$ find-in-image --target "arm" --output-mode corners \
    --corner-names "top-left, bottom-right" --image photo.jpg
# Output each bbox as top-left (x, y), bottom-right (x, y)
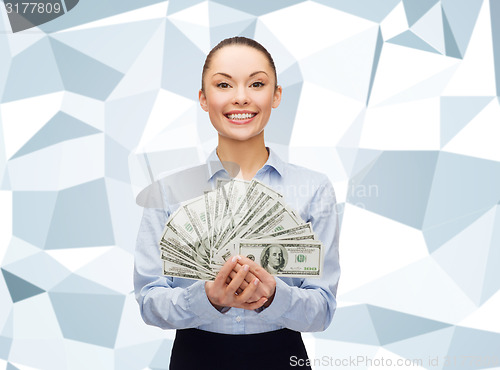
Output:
top-left (254, 179), bottom-right (341, 332)
top-left (134, 206), bottom-right (225, 329)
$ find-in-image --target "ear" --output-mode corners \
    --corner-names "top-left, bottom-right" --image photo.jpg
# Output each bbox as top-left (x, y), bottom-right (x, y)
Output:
top-left (272, 85), bottom-right (282, 109)
top-left (199, 89), bottom-right (209, 112)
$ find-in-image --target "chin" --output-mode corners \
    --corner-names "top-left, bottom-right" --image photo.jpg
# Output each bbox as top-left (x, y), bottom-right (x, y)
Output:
top-left (220, 130), bottom-right (264, 142)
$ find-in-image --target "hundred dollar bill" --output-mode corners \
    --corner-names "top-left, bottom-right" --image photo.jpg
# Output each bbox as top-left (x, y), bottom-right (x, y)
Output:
top-left (213, 180), bottom-right (240, 247)
top-left (160, 242), bottom-right (214, 275)
top-left (183, 195), bottom-right (211, 256)
top-left (163, 259), bottom-right (215, 280)
top-left (203, 190), bottom-right (215, 250)
top-left (161, 207), bottom-right (212, 268)
top-left (211, 193), bottom-right (281, 265)
top-left (210, 185), bottom-right (226, 253)
top-left (211, 183), bottom-right (271, 252)
top-left (230, 179), bottom-right (281, 222)
top-left (215, 193), bottom-right (275, 252)
top-left (242, 202), bottom-right (301, 238)
top-left (226, 178), bottom-right (250, 211)
top-left (256, 222), bottom-right (314, 239)
top-left (275, 233), bottom-right (316, 241)
top-left (217, 179), bottom-right (250, 237)
top-left (161, 224), bottom-right (210, 270)
top-left (237, 240), bottom-right (323, 277)
top-left (213, 232), bottom-right (316, 265)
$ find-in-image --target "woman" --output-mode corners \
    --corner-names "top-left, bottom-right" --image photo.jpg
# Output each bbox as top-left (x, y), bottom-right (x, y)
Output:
top-left (134, 36), bottom-right (341, 370)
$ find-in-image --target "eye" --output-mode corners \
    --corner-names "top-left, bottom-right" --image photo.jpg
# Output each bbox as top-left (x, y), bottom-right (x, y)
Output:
top-left (217, 82), bottom-right (230, 89)
top-left (251, 81), bottom-right (264, 88)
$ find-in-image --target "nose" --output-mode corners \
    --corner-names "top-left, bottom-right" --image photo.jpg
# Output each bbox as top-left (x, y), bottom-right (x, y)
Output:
top-left (232, 86), bottom-right (249, 106)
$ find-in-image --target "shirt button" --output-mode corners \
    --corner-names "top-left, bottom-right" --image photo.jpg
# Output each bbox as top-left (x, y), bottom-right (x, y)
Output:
top-left (236, 316), bottom-right (241, 323)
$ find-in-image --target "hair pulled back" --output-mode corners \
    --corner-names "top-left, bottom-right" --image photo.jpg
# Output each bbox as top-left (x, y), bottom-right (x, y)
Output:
top-left (201, 36), bottom-right (278, 92)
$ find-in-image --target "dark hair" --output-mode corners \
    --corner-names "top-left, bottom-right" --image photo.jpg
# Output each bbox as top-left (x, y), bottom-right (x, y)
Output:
top-left (201, 36), bottom-right (278, 92)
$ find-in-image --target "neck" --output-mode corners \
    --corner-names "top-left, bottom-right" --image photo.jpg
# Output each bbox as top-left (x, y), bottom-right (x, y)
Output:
top-left (216, 134), bottom-right (268, 180)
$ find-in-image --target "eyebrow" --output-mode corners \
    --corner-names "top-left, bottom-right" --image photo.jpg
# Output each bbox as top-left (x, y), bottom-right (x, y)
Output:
top-left (212, 71), bottom-right (269, 79)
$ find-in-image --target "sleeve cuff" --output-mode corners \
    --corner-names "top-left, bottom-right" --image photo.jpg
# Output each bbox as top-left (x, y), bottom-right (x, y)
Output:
top-left (257, 278), bottom-right (291, 321)
top-left (186, 281), bottom-right (227, 321)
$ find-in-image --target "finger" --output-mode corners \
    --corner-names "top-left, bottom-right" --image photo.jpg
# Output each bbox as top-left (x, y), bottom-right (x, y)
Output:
top-left (225, 282), bottom-right (248, 296)
top-left (239, 256), bottom-right (272, 280)
top-left (227, 269), bottom-right (254, 294)
top-left (236, 277), bottom-right (259, 303)
top-left (233, 263), bottom-right (257, 284)
top-left (238, 255), bottom-right (260, 269)
top-left (214, 256), bottom-right (239, 287)
top-left (240, 296), bottom-right (268, 311)
top-left (229, 270), bottom-right (249, 290)
top-left (226, 264), bottom-right (249, 294)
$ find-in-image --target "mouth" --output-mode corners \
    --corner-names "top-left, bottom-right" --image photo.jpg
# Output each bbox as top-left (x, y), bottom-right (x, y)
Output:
top-left (224, 112), bottom-right (257, 121)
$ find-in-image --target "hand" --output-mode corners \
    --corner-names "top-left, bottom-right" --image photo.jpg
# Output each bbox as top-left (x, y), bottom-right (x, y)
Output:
top-left (228, 256), bottom-right (277, 307)
top-left (227, 265), bottom-right (262, 303)
top-left (205, 256), bottom-right (268, 311)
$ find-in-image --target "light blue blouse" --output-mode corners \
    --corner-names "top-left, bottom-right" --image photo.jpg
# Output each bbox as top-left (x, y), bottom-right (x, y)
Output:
top-left (134, 147), bottom-right (341, 334)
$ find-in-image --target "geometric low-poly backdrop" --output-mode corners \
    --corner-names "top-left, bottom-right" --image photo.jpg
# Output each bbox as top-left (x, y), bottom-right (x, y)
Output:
top-left (1, 0), bottom-right (500, 369)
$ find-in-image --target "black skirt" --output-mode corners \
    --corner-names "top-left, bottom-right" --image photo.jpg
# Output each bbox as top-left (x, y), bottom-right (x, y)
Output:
top-left (170, 328), bottom-right (312, 370)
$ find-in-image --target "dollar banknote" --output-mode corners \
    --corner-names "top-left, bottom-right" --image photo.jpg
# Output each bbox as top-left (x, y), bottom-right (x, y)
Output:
top-left (159, 179), bottom-right (324, 280)
top-left (237, 240), bottom-right (322, 277)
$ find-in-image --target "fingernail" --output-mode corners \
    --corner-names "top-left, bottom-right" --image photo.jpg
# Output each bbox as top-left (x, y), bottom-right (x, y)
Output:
top-left (236, 255), bottom-right (242, 260)
top-left (243, 264), bottom-right (249, 271)
top-left (254, 279), bottom-right (260, 286)
top-left (231, 256), bottom-right (237, 263)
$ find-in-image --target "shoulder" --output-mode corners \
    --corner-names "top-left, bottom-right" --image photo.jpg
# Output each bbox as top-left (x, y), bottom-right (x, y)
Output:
top-left (275, 160), bottom-right (337, 221)
top-left (284, 162), bottom-right (330, 184)
top-left (281, 161), bottom-right (334, 195)
top-left (269, 148), bottom-right (330, 189)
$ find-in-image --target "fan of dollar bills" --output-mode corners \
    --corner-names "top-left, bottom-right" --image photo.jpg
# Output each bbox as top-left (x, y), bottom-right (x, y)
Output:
top-left (159, 179), bottom-right (323, 280)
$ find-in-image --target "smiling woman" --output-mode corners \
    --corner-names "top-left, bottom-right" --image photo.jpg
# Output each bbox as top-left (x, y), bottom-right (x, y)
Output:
top-left (134, 36), bottom-right (341, 370)
top-left (198, 42), bottom-right (282, 180)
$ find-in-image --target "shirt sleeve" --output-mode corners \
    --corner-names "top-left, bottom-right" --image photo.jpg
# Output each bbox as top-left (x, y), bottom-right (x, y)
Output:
top-left (256, 177), bottom-right (341, 332)
top-left (134, 205), bottom-right (226, 330)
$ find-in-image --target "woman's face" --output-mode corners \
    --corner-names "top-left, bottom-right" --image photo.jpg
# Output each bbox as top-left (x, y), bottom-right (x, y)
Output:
top-left (199, 45), bottom-right (282, 143)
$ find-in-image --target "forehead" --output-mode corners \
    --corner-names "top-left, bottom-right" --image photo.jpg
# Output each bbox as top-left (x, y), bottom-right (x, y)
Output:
top-left (269, 246), bottom-right (282, 253)
top-left (209, 45), bottom-right (272, 75)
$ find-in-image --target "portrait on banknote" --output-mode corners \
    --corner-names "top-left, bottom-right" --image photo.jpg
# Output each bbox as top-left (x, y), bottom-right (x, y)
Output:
top-left (260, 244), bottom-right (287, 274)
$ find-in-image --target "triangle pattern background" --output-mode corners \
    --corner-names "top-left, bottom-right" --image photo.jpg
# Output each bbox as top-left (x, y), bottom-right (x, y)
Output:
top-left (1, 1), bottom-right (499, 369)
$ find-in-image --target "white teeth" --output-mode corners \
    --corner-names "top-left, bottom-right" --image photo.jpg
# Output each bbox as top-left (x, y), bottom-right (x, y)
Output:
top-left (227, 113), bottom-right (255, 120)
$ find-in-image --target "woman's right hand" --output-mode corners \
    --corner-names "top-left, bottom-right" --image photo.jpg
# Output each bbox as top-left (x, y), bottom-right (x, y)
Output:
top-left (205, 256), bottom-right (268, 311)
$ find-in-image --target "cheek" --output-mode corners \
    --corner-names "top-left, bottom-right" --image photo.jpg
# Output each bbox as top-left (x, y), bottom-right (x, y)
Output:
top-left (209, 93), bottom-right (230, 110)
top-left (257, 93), bottom-right (276, 111)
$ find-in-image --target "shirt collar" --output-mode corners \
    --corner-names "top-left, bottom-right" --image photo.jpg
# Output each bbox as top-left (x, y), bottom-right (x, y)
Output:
top-left (205, 147), bottom-right (285, 181)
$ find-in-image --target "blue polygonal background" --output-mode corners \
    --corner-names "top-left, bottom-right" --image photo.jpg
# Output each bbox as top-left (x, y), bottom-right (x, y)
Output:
top-left (1, 1), bottom-right (500, 369)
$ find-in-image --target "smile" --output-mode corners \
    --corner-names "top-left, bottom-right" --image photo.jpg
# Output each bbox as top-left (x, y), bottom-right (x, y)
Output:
top-left (225, 113), bottom-right (257, 120)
